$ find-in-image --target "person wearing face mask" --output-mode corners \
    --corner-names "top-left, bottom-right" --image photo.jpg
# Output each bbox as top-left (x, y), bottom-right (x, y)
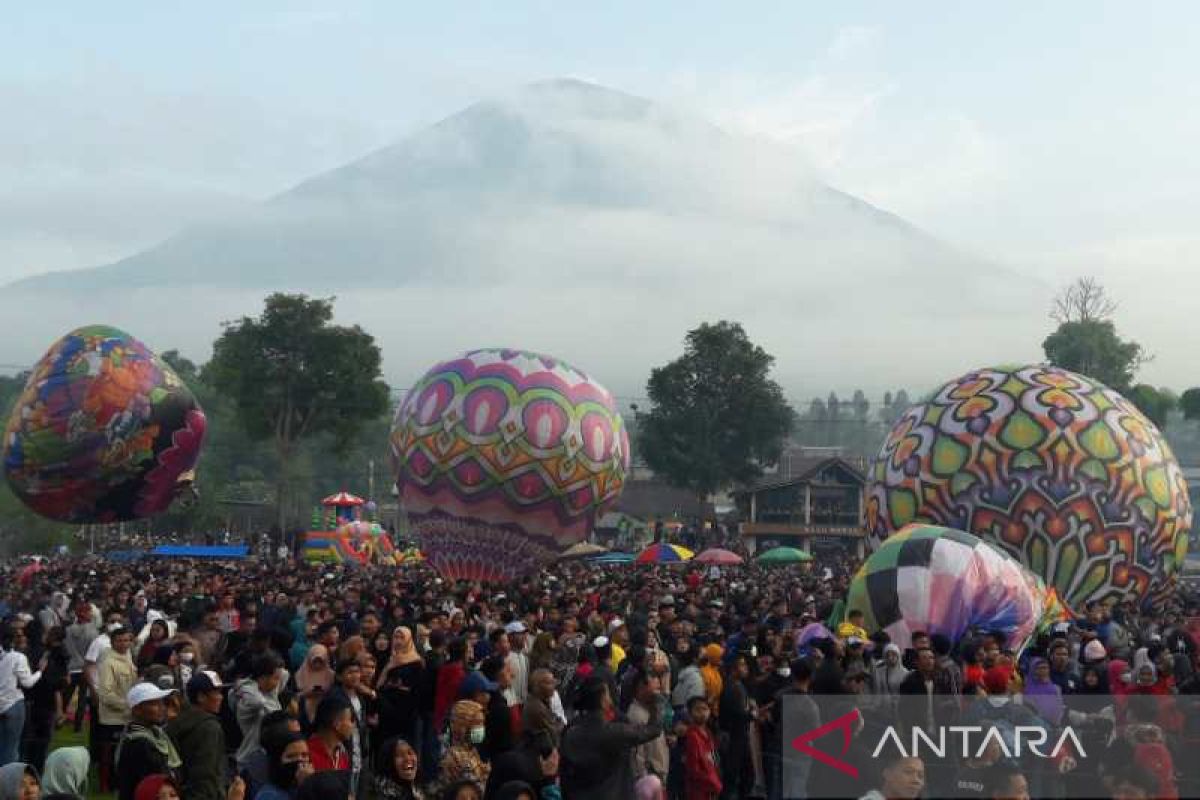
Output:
top-left (255, 729), bottom-right (314, 800)
top-left (434, 701), bottom-right (489, 796)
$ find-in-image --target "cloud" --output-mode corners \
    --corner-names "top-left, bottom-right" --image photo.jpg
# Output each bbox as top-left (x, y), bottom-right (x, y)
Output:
top-left (826, 26), bottom-right (883, 61)
top-left (662, 27), bottom-right (1009, 237)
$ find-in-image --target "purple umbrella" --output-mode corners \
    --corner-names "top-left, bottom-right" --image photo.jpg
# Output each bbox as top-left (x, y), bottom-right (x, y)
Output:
top-left (796, 622), bottom-right (834, 649)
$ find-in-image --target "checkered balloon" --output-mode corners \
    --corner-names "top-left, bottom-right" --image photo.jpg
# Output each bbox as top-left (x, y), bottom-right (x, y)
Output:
top-left (846, 523), bottom-right (1059, 650)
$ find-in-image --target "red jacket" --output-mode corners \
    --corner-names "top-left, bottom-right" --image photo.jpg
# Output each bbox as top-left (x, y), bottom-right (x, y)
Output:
top-left (434, 662), bottom-right (467, 731)
top-left (683, 724), bottom-right (722, 800)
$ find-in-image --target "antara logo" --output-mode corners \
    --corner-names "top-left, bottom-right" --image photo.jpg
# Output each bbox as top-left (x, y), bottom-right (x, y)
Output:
top-left (789, 709), bottom-right (1086, 779)
top-left (872, 725), bottom-right (1086, 761)
top-left (790, 709), bottom-right (863, 778)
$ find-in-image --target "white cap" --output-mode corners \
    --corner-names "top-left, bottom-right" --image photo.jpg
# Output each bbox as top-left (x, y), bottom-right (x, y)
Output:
top-left (592, 636), bottom-right (610, 649)
top-left (504, 621), bottom-right (527, 634)
top-left (127, 682), bottom-right (174, 709)
top-left (1052, 622), bottom-right (1071, 635)
top-left (608, 618), bottom-right (626, 633)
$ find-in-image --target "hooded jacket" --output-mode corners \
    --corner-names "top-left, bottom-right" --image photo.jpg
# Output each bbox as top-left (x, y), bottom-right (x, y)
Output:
top-left (42, 747), bottom-right (89, 797)
top-left (232, 677), bottom-right (284, 766)
top-left (166, 703), bottom-right (228, 800)
top-left (0, 764), bottom-right (37, 800)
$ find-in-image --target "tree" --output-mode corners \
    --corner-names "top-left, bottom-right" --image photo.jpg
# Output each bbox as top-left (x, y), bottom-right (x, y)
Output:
top-left (203, 294), bottom-right (390, 531)
top-left (1042, 279), bottom-right (1146, 393)
top-left (1050, 276), bottom-right (1118, 324)
top-left (1128, 385), bottom-right (1176, 429)
top-left (1182, 388), bottom-right (1200, 421)
top-left (851, 389), bottom-right (870, 421)
top-left (639, 321), bottom-right (793, 519)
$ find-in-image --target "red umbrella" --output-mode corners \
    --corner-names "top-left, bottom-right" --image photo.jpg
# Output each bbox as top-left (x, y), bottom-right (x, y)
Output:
top-left (694, 548), bottom-right (744, 565)
top-left (321, 491), bottom-right (365, 506)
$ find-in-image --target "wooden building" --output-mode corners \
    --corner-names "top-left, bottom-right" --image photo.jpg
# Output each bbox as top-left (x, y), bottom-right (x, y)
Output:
top-left (732, 456), bottom-right (868, 557)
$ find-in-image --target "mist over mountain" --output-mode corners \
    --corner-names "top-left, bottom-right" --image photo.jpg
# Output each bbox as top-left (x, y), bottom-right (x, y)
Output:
top-left (2, 79), bottom-right (1047, 396)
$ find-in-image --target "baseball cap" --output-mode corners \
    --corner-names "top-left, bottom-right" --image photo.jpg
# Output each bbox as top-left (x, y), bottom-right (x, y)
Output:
top-left (1051, 622), bottom-right (1071, 636)
top-left (460, 671), bottom-right (498, 697)
top-left (504, 621), bottom-right (527, 635)
top-left (658, 596), bottom-right (676, 608)
top-left (592, 636), bottom-right (610, 649)
top-left (186, 670), bottom-right (226, 702)
top-left (127, 682), bottom-right (174, 710)
top-left (607, 618), bottom-right (626, 633)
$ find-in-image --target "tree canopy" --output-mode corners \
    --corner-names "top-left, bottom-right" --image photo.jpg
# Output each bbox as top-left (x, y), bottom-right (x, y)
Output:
top-left (203, 293), bottom-right (390, 530)
top-left (639, 321), bottom-right (793, 512)
top-left (1042, 278), bottom-right (1146, 393)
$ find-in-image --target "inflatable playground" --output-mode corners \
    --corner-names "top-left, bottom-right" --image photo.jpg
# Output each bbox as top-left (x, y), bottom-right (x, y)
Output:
top-left (301, 491), bottom-right (422, 566)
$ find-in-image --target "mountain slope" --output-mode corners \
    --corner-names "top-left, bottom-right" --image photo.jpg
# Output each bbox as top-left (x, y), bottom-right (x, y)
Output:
top-left (9, 79), bottom-right (1018, 297)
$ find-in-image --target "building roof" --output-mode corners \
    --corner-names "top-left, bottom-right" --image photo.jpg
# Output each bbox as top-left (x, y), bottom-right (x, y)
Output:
top-left (732, 456), bottom-right (867, 496)
top-left (614, 479), bottom-right (711, 519)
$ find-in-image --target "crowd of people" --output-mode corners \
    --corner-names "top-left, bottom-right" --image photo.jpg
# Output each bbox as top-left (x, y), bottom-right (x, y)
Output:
top-left (0, 548), bottom-right (1197, 800)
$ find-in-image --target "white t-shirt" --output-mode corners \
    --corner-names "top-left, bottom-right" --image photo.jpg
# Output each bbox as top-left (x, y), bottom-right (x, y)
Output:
top-left (0, 650), bottom-right (41, 714)
top-left (85, 633), bottom-right (111, 664)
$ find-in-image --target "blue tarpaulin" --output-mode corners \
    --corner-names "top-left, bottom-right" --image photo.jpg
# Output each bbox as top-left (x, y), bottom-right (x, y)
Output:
top-left (150, 545), bottom-right (249, 559)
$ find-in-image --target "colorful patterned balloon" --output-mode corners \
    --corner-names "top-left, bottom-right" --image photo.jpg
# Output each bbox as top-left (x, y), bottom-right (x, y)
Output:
top-left (867, 365), bottom-right (1193, 610)
top-left (3, 325), bottom-right (207, 523)
top-left (391, 349), bottom-right (629, 582)
top-left (847, 523), bottom-right (1057, 651)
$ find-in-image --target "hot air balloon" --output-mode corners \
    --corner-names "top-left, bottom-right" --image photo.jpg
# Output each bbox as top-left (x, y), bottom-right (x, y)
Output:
top-left (867, 365), bottom-right (1192, 611)
top-left (846, 524), bottom-right (1063, 651)
top-left (391, 348), bottom-right (629, 582)
top-left (3, 325), bottom-right (207, 523)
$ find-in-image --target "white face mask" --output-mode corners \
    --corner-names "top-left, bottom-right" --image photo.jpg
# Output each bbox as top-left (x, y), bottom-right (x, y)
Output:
top-left (776, 667), bottom-right (791, 678)
top-left (180, 652), bottom-right (195, 664)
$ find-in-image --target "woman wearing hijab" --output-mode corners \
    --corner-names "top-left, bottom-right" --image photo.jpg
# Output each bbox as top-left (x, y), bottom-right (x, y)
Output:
top-left (1023, 658), bottom-right (1065, 726)
top-left (41, 747), bottom-right (89, 799)
top-left (373, 738), bottom-right (423, 800)
top-left (434, 701), bottom-right (489, 797)
top-left (699, 644), bottom-right (724, 715)
top-left (0, 763), bottom-right (39, 800)
top-left (377, 628), bottom-right (425, 748)
top-left (370, 630), bottom-right (393, 672)
top-left (134, 775), bottom-right (182, 800)
top-left (289, 617), bottom-right (314, 674)
top-left (294, 646), bottom-right (336, 734)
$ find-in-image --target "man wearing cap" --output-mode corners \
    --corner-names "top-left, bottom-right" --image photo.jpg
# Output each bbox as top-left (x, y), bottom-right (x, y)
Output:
top-left (167, 671), bottom-right (228, 800)
top-left (503, 621), bottom-right (531, 713)
top-left (116, 682), bottom-right (182, 800)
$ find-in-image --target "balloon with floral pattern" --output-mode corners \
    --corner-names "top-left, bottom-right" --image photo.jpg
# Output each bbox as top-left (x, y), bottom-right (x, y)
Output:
top-left (3, 325), bottom-right (207, 523)
top-left (866, 364), bottom-right (1192, 611)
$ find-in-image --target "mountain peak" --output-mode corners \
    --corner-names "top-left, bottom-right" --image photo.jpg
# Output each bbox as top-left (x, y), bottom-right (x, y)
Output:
top-left (6, 79), bottom-right (1019, 300)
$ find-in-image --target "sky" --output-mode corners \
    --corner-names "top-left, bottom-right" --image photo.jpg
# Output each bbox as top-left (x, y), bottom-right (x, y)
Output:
top-left (2, 1), bottom-right (1198, 393)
